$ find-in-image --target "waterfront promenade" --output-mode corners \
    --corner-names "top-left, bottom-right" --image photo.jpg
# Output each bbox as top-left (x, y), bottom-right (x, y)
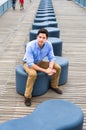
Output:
top-left (0, 0), bottom-right (86, 129)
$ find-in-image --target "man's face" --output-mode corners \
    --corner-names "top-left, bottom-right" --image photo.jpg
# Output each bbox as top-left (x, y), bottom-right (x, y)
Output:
top-left (37, 33), bottom-right (47, 48)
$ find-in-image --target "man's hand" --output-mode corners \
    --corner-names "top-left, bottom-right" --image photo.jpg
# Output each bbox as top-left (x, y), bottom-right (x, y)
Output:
top-left (46, 68), bottom-right (56, 76)
top-left (31, 63), bottom-right (56, 76)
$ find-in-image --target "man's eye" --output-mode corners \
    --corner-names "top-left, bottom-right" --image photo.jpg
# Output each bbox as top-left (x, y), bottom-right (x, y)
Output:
top-left (39, 36), bottom-right (46, 39)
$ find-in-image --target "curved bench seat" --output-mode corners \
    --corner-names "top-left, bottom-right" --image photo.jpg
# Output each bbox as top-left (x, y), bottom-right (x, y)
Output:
top-left (34, 17), bottom-right (56, 23)
top-left (16, 64), bottom-right (50, 96)
top-left (0, 99), bottom-right (84, 130)
top-left (36, 13), bottom-right (55, 18)
top-left (48, 37), bottom-right (62, 56)
top-left (55, 56), bottom-right (69, 85)
top-left (15, 56), bottom-right (69, 96)
top-left (37, 10), bottom-right (54, 14)
top-left (30, 27), bottom-right (60, 41)
top-left (38, 8), bottom-right (54, 11)
top-left (43, 56), bottom-right (69, 85)
top-left (32, 21), bottom-right (58, 30)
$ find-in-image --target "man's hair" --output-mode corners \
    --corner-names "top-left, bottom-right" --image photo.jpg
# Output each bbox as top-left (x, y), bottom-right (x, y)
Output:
top-left (37, 28), bottom-right (48, 38)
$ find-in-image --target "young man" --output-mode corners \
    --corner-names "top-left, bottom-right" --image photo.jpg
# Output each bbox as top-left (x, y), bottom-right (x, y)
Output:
top-left (23, 28), bottom-right (63, 106)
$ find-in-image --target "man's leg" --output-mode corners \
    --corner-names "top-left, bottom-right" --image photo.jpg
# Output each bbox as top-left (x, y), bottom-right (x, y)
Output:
top-left (50, 63), bottom-right (63, 94)
top-left (38, 61), bottom-right (62, 94)
top-left (51, 63), bottom-right (61, 88)
top-left (23, 63), bottom-right (37, 106)
top-left (37, 61), bottom-right (61, 87)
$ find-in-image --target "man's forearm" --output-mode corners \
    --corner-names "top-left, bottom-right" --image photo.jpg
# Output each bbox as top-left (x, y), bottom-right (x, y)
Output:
top-left (31, 63), bottom-right (56, 76)
top-left (31, 64), bottom-right (46, 73)
top-left (49, 61), bottom-right (55, 69)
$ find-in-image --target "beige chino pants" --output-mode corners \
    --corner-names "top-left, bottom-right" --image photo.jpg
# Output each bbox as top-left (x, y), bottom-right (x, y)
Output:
top-left (23, 61), bottom-right (61, 98)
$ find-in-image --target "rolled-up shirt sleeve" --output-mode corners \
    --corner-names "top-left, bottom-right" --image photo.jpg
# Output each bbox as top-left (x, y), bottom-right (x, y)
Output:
top-left (47, 43), bottom-right (56, 62)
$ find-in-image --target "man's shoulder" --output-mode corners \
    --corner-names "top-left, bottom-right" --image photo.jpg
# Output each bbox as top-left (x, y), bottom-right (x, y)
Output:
top-left (46, 40), bottom-right (51, 44)
top-left (26, 40), bottom-right (36, 47)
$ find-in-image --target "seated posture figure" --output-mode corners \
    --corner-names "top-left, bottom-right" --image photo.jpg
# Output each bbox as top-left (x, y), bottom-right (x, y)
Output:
top-left (23, 28), bottom-right (63, 106)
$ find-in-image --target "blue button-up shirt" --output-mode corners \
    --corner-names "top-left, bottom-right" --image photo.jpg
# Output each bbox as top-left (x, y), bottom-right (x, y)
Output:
top-left (23, 40), bottom-right (55, 67)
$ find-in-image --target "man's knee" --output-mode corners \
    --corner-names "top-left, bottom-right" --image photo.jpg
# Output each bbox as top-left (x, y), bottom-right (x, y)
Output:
top-left (54, 63), bottom-right (61, 71)
top-left (29, 70), bottom-right (37, 78)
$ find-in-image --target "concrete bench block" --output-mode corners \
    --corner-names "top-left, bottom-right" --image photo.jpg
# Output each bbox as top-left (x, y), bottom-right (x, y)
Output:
top-left (55, 56), bottom-right (69, 85)
top-left (30, 27), bottom-right (60, 41)
top-left (15, 56), bottom-right (69, 97)
top-left (36, 13), bottom-right (55, 18)
top-left (0, 99), bottom-right (84, 130)
top-left (34, 17), bottom-right (56, 23)
top-left (37, 10), bottom-right (54, 14)
top-left (44, 56), bottom-right (69, 85)
top-left (48, 37), bottom-right (62, 56)
top-left (38, 4), bottom-right (53, 9)
top-left (16, 64), bottom-right (50, 96)
top-left (32, 21), bottom-right (58, 30)
top-left (38, 8), bottom-right (54, 11)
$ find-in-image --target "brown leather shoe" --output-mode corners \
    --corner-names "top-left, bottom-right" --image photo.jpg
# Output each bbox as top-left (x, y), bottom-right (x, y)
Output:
top-left (24, 97), bottom-right (31, 106)
top-left (51, 88), bottom-right (63, 94)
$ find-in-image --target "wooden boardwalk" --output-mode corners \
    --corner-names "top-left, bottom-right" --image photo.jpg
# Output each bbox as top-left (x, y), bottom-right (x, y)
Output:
top-left (0, 0), bottom-right (86, 129)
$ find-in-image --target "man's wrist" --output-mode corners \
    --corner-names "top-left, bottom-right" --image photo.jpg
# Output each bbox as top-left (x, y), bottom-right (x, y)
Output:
top-left (49, 66), bottom-right (52, 69)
